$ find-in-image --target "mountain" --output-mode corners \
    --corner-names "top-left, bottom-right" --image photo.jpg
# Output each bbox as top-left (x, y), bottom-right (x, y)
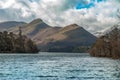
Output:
top-left (36, 24), bottom-right (97, 52)
top-left (94, 32), bottom-right (104, 37)
top-left (1, 19), bottom-right (97, 53)
top-left (94, 24), bottom-right (120, 37)
top-left (0, 21), bottom-right (26, 31)
top-left (7, 19), bottom-right (61, 42)
top-left (9, 19), bottom-right (51, 36)
top-left (32, 27), bottom-right (61, 43)
top-left (89, 25), bottom-right (120, 58)
top-left (22, 19), bottom-right (51, 36)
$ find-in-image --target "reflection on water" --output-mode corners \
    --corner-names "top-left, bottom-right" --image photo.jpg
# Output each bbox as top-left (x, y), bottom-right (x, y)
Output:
top-left (0, 53), bottom-right (120, 80)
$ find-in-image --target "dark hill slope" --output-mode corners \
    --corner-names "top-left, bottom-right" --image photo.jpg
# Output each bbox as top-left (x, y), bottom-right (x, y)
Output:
top-left (37, 24), bottom-right (96, 52)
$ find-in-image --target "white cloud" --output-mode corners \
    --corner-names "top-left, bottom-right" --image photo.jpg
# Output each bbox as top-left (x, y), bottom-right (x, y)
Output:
top-left (0, 0), bottom-right (119, 34)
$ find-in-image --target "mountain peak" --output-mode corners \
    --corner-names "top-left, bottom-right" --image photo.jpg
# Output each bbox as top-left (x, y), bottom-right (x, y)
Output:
top-left (29, 18), bottom-right (43, 24)
top-left (66, 23), bottom-right (83, 29)
top-left (34, 18), bottom-right (43, 22)
top-left (60, 23), bottom-right (82, 33)
top-left (69, 23), bottom-right (79, 27)
top-left (96, 24), bottom-right (120, 37)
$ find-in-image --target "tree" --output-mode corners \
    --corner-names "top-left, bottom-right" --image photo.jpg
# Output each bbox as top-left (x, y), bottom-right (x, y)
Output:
top-left (26, 39), bottom-right (38, 53)
top-left (89, 27), bottom-right (120, 58)
top-left (0, 28), bottom-right (39, 53)
top-left (16, 26), bottom-right (25, 52)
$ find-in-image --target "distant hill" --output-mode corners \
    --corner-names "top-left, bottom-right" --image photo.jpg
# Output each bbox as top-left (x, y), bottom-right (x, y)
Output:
top-left (0, 21), bottom-right (26, 31)
top-left (1, 19), bottom-right (97, 53)
top-left (94, 23), bottom-right (120, 37)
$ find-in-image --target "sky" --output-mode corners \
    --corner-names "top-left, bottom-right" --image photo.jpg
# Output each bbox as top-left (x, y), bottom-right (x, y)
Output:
top-left (0, 0), bottom-right (120, 34)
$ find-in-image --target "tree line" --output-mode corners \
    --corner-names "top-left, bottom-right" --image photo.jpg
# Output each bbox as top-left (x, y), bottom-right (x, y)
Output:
top-left (89, 25), bottom-right (120, 58)
top-left (0, 27), bottom-right (38, 53)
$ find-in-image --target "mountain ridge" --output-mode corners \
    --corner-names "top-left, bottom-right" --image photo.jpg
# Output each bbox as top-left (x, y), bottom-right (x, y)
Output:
top-left (35, 23), bottom-right (96, 52)
top-left (0, 19), bottom-right (97, 52)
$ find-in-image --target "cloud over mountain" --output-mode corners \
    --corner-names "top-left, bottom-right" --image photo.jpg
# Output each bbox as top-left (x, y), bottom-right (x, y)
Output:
top-left (0, 0), bottom-right (119, 34)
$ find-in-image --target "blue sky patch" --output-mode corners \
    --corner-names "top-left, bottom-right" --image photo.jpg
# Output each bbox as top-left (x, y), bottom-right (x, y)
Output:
top-left (76, 0), bottom-right (106, 9)
top-left (76, 2), bottom-right (95, 9)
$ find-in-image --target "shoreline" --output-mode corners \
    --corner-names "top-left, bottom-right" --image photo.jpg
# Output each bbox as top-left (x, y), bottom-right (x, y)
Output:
top-left (0, 52), bottom-right (90, 57)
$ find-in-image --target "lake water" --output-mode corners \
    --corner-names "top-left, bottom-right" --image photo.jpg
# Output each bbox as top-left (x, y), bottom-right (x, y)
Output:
top-left (0, 52), bottom-right (120, 80)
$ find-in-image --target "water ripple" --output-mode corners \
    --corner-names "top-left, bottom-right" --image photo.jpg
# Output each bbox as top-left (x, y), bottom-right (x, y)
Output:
top-left (0, 53), bottom-right (119, 80)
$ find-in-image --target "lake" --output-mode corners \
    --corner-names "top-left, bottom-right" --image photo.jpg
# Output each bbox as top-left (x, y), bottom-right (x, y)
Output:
top-left (0, 52), bottom-right (120, 80)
